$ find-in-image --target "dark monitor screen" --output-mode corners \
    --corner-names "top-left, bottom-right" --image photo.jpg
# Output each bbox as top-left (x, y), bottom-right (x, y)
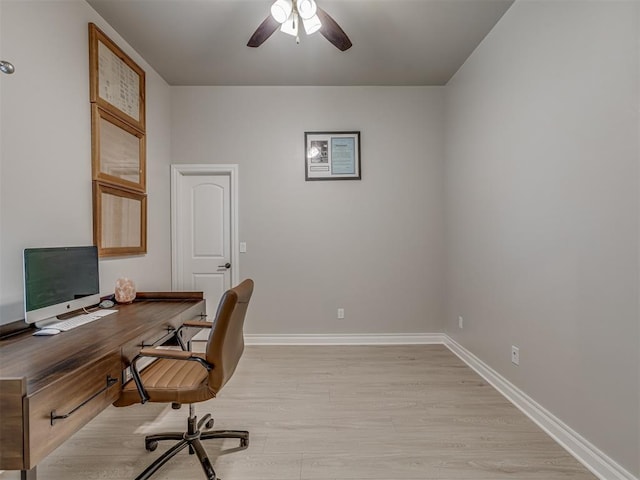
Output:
top-left (23, 246), bottom-right (100, 323)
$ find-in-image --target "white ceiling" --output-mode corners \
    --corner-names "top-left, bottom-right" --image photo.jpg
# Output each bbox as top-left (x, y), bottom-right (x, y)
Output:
top-left (86, 0), bottom-right (514, 86)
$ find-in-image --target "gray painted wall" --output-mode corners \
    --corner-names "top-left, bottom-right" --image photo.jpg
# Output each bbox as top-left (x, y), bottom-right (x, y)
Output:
top-left (170, 86), bottom-right (446, 335)
top-left (444, 1), bottom-right (639, 475)
top-left (1, 0), bottom-right (638, 476)
top-left (0, 0), bottom-right (173, 325)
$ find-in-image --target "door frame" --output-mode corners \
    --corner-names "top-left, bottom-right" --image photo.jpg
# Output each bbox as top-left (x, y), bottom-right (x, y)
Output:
top-left (170, 164), bottom-right (240, 292)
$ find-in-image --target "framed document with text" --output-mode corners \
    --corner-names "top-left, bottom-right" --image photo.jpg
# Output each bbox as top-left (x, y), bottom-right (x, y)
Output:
top-left (89, 23), bottom-right (145, 132)
top-left (91, 105), bottom-right (146, 192)
top-left (305, 131), bottom-right (361, 181)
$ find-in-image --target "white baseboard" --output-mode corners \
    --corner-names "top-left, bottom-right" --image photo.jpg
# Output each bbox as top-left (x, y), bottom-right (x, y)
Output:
top-left (443, 337), bottom-right (638, 480)
top-left (244, 333), bottom-right (446, 345)
top-left (242, 332), bottom-right (637, 480)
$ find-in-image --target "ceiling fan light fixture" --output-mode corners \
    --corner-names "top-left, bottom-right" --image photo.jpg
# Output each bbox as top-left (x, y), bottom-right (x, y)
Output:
top-left (302, 14), bottom-right (322, 35)
top-left (296, 0), bottom-right (317, 20)
top-left (248, 1), bottom-right (351, 50)
top-left (271, 0), bottom-right (293, 24)
top-left (280, 12), bottom-right (299, 36)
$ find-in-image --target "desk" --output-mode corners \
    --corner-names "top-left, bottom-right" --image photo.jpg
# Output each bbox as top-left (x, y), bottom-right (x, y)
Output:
top-left (0, 293), bottom-right (206, 480)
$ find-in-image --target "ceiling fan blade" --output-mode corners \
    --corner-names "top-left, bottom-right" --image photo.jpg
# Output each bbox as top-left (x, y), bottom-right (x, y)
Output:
top-left (316, 7), bottom-right (352, 51)
top-left (247, 15), bottom-right (280, 47)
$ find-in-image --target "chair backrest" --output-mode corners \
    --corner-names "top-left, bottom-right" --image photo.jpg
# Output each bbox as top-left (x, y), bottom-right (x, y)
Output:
top-left (205, 279), bottom-right (254, 394)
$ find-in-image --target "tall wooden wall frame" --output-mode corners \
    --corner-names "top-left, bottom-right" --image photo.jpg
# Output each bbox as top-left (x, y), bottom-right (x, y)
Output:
top-left (89, 23), bottom-right (147, 257)
top-left (89, 23), bottom-right (145, 131)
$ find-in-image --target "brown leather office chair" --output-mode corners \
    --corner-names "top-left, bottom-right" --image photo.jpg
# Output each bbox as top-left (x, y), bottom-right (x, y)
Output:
top-left (114, 279), bottom-right (254, 480)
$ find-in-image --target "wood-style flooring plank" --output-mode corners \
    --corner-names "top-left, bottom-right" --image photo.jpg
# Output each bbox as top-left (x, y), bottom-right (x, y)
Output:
top-left (0, 345), bottom-right (596, 480)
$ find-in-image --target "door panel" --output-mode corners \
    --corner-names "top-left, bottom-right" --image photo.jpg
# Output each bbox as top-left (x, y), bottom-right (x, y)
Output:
top-left (193, 274), bottom-right (225, 311)
top-left (174, 171), bottom-right (232, 340)
top-left (193, 183), bottom-right (225, 257)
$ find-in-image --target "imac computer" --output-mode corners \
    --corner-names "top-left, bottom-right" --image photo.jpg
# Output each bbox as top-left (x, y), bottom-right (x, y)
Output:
top-left (23, 246), bottom-right (100, 327)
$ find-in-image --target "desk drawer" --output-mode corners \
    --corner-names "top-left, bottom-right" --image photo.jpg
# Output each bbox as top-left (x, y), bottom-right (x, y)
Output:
top-left (24, 351), bottom-right (122, 468)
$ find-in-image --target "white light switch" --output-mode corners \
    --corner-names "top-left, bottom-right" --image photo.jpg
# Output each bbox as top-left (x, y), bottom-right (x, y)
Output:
top-left (239, 242), bottom-right (247, 253)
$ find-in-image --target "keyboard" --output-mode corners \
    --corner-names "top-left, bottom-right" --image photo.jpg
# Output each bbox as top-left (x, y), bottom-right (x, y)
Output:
top-left (46, 309), bottom-right (117, 331)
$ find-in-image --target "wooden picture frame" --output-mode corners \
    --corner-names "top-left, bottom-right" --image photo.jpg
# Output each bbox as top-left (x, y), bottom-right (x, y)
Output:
top-left (305, 131), bottom-right (361, 181)
top-left (91, 105), bottom-right (146, 192)
top-left (89, 23), bottom-right (145, 132)
top-left (93, 182), bottom-right (147, 257)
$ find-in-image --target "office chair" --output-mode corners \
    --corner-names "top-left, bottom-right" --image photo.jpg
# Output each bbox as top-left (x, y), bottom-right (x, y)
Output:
top-left (113, 279), bottom-right (254, 480)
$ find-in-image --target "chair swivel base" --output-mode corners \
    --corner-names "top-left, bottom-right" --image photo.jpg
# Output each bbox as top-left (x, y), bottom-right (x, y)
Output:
top-left (135, 413), bottom-right (249, 480)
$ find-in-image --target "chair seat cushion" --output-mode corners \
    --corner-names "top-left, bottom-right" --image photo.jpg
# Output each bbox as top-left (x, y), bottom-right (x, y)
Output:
top-left (114, 353), bottom-right (216, 407)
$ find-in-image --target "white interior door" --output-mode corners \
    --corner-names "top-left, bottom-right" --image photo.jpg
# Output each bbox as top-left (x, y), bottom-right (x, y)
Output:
top-left (171, 165), bottom-right (239, 340)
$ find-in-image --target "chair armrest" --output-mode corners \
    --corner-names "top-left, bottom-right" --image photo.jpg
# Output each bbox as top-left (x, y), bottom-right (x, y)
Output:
top-left (136, 347), bottom-right (212, 371)
top-left (174, 321), bottom-right (212, 351)
top-left (182, 320), bottom-right (214, 329)
top-left (139, 347), bottom-right (194, 360)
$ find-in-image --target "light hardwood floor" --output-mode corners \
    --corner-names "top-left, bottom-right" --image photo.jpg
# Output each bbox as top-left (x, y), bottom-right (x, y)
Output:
top-left (1, 345), bottom-right (597, 480)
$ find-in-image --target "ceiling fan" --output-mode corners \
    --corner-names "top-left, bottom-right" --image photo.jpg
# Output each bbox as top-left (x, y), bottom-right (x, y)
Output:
top-left (247, 0), bottom-right (352, 51)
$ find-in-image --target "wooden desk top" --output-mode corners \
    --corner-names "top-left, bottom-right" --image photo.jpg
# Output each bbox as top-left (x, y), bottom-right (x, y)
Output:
top-left (0, 294), bottom-right (205, 395)
top-left (0, 293), bottom-right (206, 475)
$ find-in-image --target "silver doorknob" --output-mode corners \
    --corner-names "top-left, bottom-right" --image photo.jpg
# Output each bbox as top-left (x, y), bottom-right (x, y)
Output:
top-left (218, 263), bottom-right (231, 269)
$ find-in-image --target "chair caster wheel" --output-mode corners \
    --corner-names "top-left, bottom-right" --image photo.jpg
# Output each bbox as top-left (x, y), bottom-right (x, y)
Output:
top-left (240, 437), bottom-right (249, 448)
top-left (205, 419), bottom-right (214, 429)
top-left (145, 440), bottom-right (158, 452)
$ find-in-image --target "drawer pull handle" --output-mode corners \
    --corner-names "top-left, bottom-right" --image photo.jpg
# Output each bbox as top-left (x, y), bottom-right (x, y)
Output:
top-left (50, 375), bottom-right (119, 425)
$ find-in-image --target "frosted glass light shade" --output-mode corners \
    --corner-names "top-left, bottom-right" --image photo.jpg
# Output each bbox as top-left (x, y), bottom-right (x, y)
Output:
top-left (303, 14), bottom-right (322, 34)
top-left (271, 0), bottom-right (293, 23)
top-left (280, 12), bottom-right (299, 36)
top-left (296, 0), bottom-right (317, 20)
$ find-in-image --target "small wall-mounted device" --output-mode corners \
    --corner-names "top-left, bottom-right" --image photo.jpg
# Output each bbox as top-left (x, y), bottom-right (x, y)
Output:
top-left (511, 345), bottom-right (520, 366)
top-left (0, 60), bottom-right (15, 74)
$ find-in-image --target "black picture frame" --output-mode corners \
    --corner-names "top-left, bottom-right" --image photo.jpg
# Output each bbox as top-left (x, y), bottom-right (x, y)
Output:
top-left (305, 131), bottom-right (361, 181)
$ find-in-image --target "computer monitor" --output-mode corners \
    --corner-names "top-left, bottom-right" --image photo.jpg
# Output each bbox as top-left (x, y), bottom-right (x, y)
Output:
top-left (23, 246), bottom-right (100, 326)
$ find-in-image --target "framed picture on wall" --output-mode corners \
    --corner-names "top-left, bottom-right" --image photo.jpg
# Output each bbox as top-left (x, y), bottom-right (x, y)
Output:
top-left (93, 182), bottom-right (147, 257)
top-left (91, 105), bottom-right (146, 192)
top-left (305, 131), bottom-right (361, 181)
top-left (89, 23), bottom-right (146, 132)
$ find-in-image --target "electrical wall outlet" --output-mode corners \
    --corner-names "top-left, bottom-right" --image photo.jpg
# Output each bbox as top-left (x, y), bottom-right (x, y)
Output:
top-left (337, 308), bottom-right (345, 319)
top-left (511, 345), bottom-right (520, 365)
top-left (458, 316), bottom-right (464, 329)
